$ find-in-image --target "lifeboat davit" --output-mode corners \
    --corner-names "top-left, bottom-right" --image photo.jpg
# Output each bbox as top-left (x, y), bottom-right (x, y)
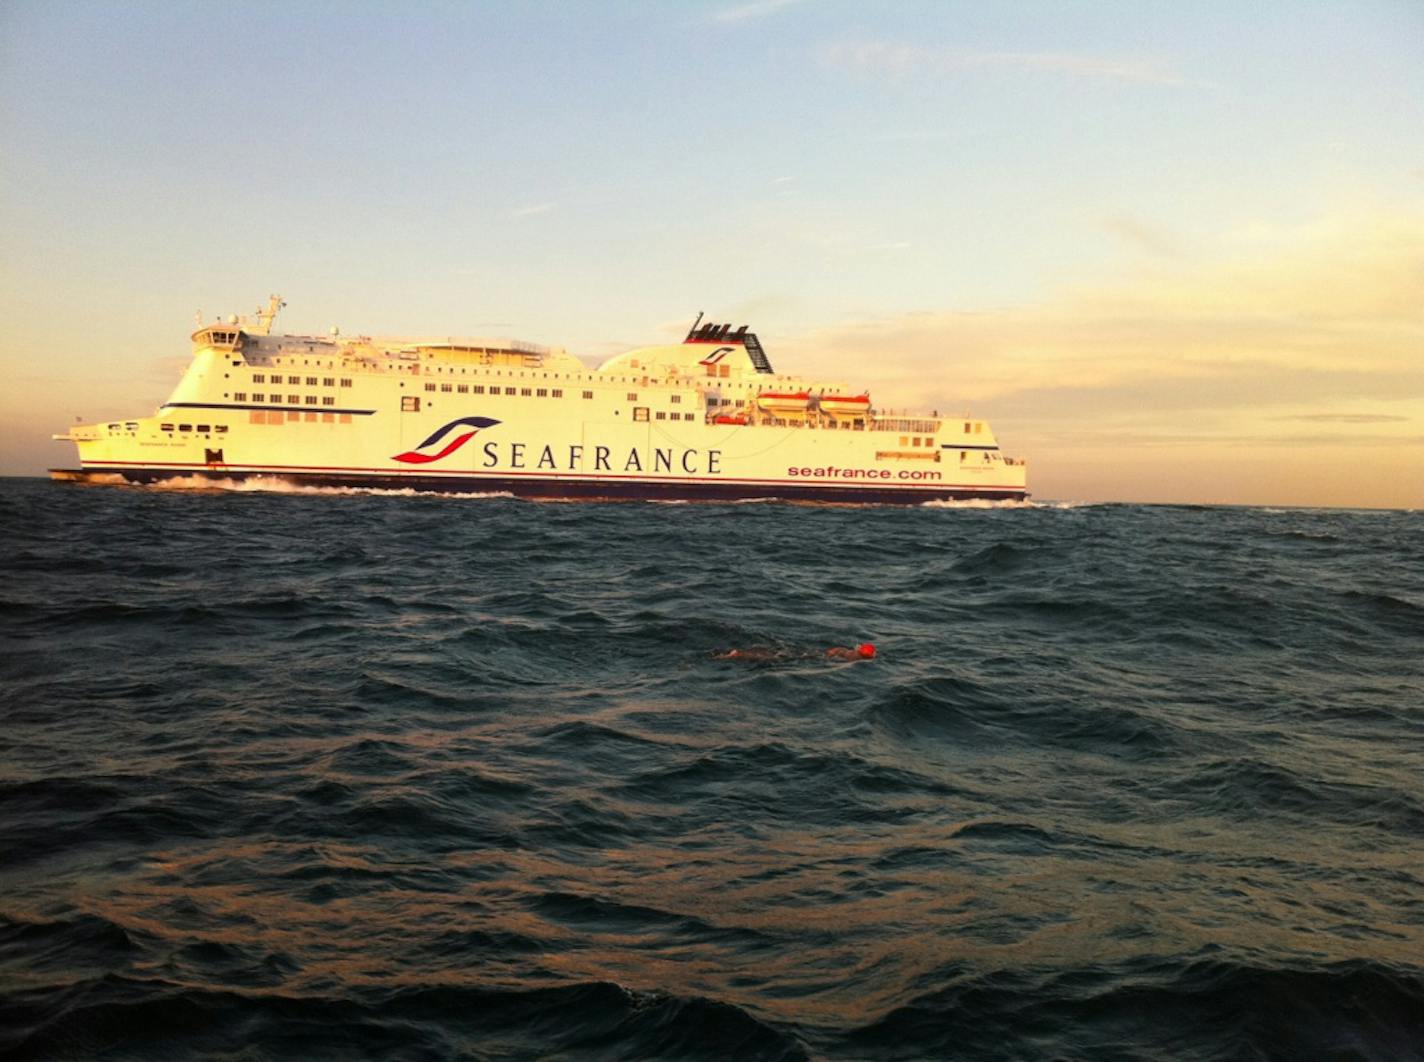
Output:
top-left (756, 391), bottom-right (812, 414)
top-left (819, 393), bottom-right (872, 418)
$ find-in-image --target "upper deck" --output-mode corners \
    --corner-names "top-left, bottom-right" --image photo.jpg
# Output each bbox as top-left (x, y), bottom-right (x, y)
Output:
top-left (178, 302), bottom-right (1019, 464)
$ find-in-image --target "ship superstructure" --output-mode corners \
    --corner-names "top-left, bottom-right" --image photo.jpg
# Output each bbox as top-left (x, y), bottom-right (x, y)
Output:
top-left (52, 298), bottom-right (1028, 503)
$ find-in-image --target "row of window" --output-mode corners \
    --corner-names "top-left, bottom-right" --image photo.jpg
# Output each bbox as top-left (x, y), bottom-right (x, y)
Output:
top-left (632, 409), bottom-right (696, 422)
top-left (160, 423), bottom-right (229, 434)
top-left (901, 436), bottom-right (937, 448)
top-left (232, 393), bottom-right (338, 406)
top-left (423, 383), bottom-right (568, 398)
top-left (419, 365), bottom-right (699, 387)
top-left (419, 381), bottom-right (701, 409)
top-left (250, 374), bottom-right (353, 387)
top-left (249, 410), bottom-right (354, 425)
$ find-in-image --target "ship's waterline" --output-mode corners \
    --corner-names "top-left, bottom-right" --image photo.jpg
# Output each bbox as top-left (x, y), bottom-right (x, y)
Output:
top-left (52, 297), bottom-right (1028, 502)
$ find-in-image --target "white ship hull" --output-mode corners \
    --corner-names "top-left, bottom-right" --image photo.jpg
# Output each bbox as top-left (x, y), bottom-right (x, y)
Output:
top-left (53, 302), bottom-right (1028, 504)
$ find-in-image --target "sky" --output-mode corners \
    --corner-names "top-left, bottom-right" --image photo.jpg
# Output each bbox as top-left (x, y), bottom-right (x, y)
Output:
top-left (2, 0), bottom-right (1421, 507)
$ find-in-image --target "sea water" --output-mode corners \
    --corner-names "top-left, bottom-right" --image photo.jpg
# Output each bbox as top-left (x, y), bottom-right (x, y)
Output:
top-left (1, 479), bottom-right (1421, 1060)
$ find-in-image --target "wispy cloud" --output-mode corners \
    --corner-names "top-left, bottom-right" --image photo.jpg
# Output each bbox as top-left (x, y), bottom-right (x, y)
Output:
top-left (1096, 214), bottom-right (1185, 259)
top-left (510, 202), bottom-right (556, 219)
top-left (1274, 413), bottom-right (1410, 424)
top-left (872, 129), bottom-right (958, 143)
top-left (818, 41), bottom-right (1189, 85)
top-left (712, 0), bottom-right (806, 24)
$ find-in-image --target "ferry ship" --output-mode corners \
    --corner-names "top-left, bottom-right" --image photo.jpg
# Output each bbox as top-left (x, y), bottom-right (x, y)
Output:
top-left (52, 297), bottom-right (1028, 504)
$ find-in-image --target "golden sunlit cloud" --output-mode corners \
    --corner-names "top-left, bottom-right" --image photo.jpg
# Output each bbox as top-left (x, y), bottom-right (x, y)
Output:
top-left (775, 212), bottom-right (1424, 507)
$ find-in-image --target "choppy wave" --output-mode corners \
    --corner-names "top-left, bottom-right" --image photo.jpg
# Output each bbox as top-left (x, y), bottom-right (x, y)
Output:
top-left (2, 479), bottom-right (1421, 1059)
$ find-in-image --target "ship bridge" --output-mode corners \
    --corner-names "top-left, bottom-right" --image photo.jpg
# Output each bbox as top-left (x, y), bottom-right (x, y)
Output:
top-left (191, 324), bottom-right (244, 352)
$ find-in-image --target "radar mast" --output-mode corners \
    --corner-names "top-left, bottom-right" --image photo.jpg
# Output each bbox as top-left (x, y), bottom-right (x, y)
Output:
top-left (250, 294), bottom-right (286, 336)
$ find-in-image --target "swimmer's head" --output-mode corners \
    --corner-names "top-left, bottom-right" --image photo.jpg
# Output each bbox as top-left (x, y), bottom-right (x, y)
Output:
top-left (857, 643), bottom-right (876, 659)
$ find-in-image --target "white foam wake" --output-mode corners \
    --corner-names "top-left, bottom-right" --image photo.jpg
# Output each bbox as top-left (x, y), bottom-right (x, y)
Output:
top-left (137, 475), bottom-right (514, 500)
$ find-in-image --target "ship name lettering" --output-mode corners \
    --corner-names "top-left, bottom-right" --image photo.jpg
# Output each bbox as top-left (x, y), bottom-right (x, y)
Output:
top-left (475, 440), bottom-right (725, 476)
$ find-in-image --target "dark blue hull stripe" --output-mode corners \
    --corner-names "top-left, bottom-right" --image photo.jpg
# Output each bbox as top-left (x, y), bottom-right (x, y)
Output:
top-left (51, 468), bottom-right (1028, 505)
top-left (161, 402), bottom-right (377, 415)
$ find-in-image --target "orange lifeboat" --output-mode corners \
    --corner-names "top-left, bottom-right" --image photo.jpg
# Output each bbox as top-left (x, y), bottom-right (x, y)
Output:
top-left (819, 393), bottom-right (871, 419)
top-left (713, 414), bottom-right (748, 425)
top-left (755, 391), bottom-right (811, 414)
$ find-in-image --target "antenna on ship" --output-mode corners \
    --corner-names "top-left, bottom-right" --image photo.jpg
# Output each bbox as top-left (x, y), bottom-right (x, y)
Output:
top-left (250, 294), bottom-right (286, 336)
top-left (685, 311), bottom-right (704, 341)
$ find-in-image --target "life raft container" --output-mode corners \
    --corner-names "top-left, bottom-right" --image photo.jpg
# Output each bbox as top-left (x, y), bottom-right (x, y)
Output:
top-left (818, 393), bottom-right (871, 418)
top-left (755, 391), bottom-right (812, 414)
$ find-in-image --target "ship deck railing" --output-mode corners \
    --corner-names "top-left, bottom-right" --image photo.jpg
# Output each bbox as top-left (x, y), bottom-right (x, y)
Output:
top-left (705, 412), bottom-right (961, 435)
top-left (871, 417), bottom-right (942, 434)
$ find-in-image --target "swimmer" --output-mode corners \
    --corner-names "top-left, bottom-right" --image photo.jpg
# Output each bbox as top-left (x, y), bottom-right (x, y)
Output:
top-left (712, 647), bottom-right (785, 662)
top-left (713, 642), bottom-right (876, 662)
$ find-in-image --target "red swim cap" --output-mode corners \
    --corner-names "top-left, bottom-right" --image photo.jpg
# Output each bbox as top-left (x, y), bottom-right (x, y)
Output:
top-left (857, 643), bottom-right (876, 658)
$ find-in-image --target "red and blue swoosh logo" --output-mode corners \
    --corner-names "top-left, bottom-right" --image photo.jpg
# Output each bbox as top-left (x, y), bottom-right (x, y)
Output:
top-left (392, 416), bottom-right (501, 464)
